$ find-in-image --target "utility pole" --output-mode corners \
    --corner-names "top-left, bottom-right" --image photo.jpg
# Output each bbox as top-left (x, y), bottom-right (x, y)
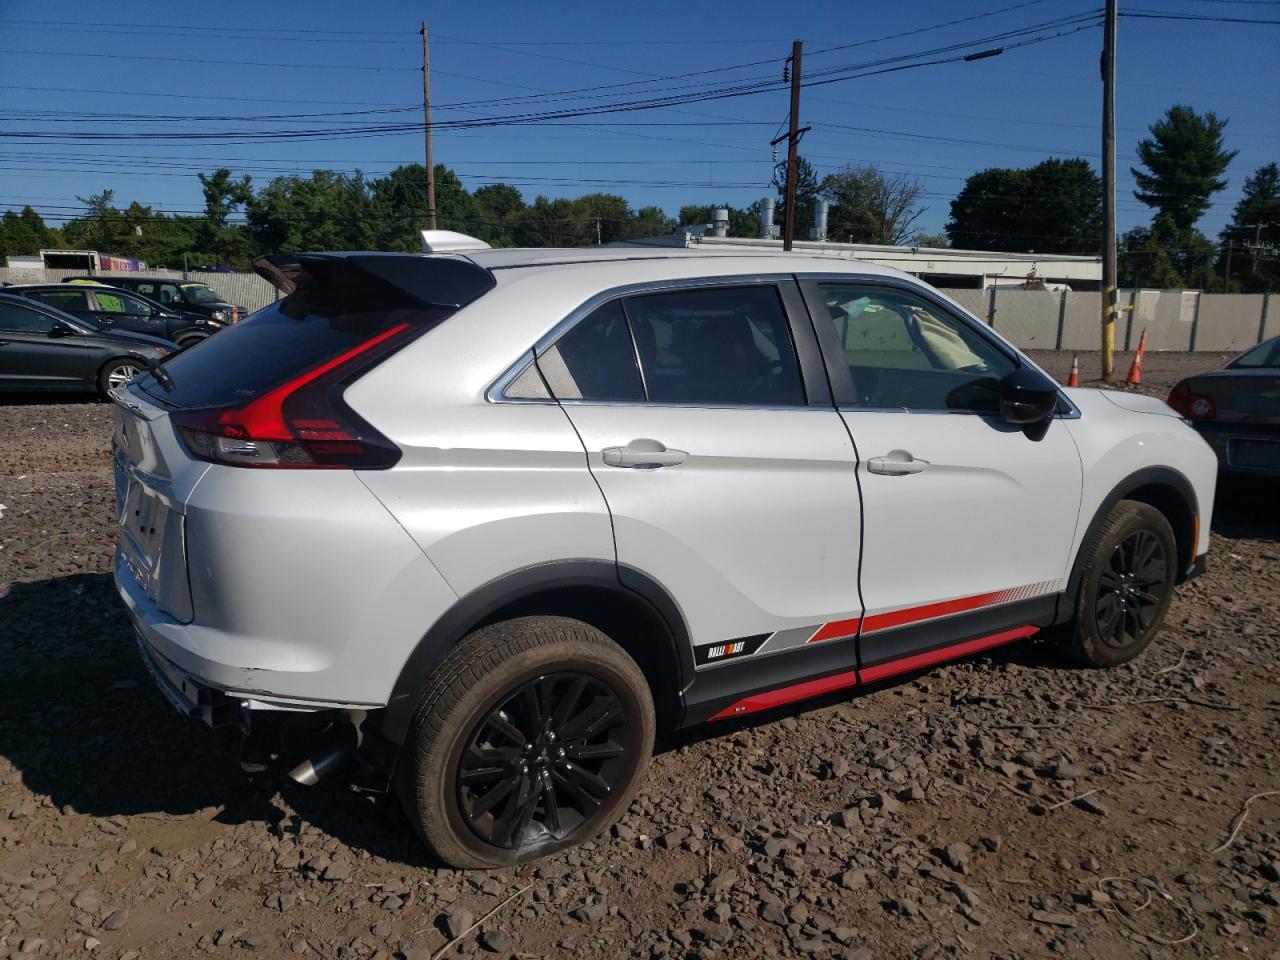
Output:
top-left (421, 20), bottom-right (437, 231)
top-left (1225, 239), bottom-right (1233, 291)
top-left (782, 40), bottom-right (802, 252)
top-left (1100, 0), bottom-right (1118, 379)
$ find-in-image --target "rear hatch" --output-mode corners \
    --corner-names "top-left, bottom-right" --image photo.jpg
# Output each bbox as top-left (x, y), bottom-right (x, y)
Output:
top-left (113, 253), bottom-right (495, 618)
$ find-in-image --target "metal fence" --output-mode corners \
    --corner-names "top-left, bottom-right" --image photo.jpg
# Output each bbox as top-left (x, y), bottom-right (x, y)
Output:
top-left (1, 266), bottom-right (1273, 352)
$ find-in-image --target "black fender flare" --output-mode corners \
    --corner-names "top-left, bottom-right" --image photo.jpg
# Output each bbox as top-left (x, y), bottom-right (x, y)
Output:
top-left (1056, 465), bottom-right (1199, 622)
top-left (380, 560), bottom-right (694, 744)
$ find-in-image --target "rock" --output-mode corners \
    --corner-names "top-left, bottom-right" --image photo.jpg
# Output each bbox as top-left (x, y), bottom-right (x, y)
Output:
top-left (707, 870), bottom-right (737, 895)
top-left (100, 909), bottom-right (127, 931)
top-left (837, 869), bottom-right (869, 891)
top-left (72, 888), bottom-right (100, 911)
top-left (480, 929), bottom-right (513, 953)
top-left (1074, 795), bottom-right (1108, 816)
top-left (942, 843), bottom-right (971, 871)
top-left (1030, 911), bottom-right (1077, 928)
top-left (443, 909), bottom-right (475, 939)
top-left (1052, 762), bottom-right (1086, 780)
top-left (321, 861), bottom-right (352, 882)
top-left (572, 902), bottom-right (608, 923)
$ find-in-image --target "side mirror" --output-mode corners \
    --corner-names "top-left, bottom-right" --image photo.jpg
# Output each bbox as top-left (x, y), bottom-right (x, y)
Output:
top-left (49, 319), bottom-right (72, 338)
top-left (999, 367), bottom-right (1059, 439)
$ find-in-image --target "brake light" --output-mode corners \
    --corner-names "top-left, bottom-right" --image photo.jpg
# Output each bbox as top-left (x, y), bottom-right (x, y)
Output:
top-left (1167, 381), bottom-right (1215, 420)
top-left (172, 321), bottom-right (413, 469)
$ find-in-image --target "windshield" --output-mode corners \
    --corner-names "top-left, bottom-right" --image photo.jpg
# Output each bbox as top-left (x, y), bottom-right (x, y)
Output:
top-left (1230, 337), bottom-right (1280, 369)
top-left (180, 283), bottom-right (224, 304)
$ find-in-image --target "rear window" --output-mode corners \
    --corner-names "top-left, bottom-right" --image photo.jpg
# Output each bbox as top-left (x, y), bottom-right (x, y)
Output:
top-left (139, 285), bottom-right (445, 408)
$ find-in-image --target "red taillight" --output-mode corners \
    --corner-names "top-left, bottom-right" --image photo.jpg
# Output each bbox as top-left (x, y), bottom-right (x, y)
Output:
top-left (1167, 381), bottom-right (1215, 420)
top-left (172, 321), bottom-right (413, 469)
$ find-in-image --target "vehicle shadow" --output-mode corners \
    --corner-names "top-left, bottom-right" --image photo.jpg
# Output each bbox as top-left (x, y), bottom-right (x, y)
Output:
top-left (0, 391), bottom-right (103, 406)
top-left (1211, 474), bottom-right (1278, 543)
top-left (0, 572), bottom-right (439, 867)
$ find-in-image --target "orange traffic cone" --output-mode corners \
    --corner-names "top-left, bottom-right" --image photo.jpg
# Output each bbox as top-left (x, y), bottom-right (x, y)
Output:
top-left (1067, 354), bottom-right (1080, 387)
top-left (1125, 328), bottom-right (1147, 385)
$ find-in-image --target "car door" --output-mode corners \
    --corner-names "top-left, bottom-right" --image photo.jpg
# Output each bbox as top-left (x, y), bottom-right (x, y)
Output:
top-left (0, 300), bottom-right (89, 388)
top-left (88, 289), bottom-right (164, 337)
top-left (27, 287), bottom-right (97, 327)
top-left (799, 278), bottom-right (1084, 677)
top-left (534, 277), bottom-right (864, 701)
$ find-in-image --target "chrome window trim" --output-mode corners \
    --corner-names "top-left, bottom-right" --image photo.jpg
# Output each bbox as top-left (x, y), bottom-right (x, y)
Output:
top-left (486, 273), bottom-right (800, 404)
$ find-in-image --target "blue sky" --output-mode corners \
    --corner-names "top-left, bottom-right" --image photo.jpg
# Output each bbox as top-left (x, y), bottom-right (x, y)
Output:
top-left (1, 0), bottom-right (1276, 244)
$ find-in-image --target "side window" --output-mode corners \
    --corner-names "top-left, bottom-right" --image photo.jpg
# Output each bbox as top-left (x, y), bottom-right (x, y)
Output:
top-left (32, 289), bottom-right (88, 313)
top-left (135, 282), bottom-right (157, 297)
top-left (819, 283), bottom-right (1015, 413)
top-left (537, 300), bottom-right (644, 402)
top-left (624, 285), bottom-right (805, 405)
top-left (0, 302), bottom-right (55, 333)
top-left (97, 292), bottom-right (151, 316)
top-left (159, 284), bottom-right (181, 305)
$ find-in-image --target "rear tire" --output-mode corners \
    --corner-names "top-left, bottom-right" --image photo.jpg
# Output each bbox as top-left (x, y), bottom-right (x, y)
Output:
top-left (396, 616), bottom-right (655, 868)
top-left (97, 359), bottom-right (143, 397)
top-left (1067, 500), bottom-right (1177, 667)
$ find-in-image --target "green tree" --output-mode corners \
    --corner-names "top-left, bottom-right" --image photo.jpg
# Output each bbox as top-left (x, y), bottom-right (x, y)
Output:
top-left (1220, 162), bottom-right (1279, 292)
top-left (946, 158), bottom-right (1101, 253)
top-left (0, 206), bottom-right (55, 259)
top-left (772, 155), bottom-right (820, 237)
top-left (68, 190), bottom-right (127, 253)
top-left (913, 233), bottom-right (948, 248)
top-left (1120, 212), bottom-right (1217, 289)
top-left (246, 171), bottom-right (375, 253)
top-left (197, 168), bottom-right (254, 267)
top-left (820, 165), bottom-right (924, 245)
top-left (1132, 105), bottom-right (1237, 231)
top-left (471, 183), bottom-right (526, 247)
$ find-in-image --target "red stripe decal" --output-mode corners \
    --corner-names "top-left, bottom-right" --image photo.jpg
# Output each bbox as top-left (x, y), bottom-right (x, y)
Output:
top-left (861, 590), bottom-right (1005, 634)
top-left (858, 626), bottom-right (1038, 684)
top-left (708, 670), bottom-right (859, 721)
top-left (806, 616), bottom-right (862, 644)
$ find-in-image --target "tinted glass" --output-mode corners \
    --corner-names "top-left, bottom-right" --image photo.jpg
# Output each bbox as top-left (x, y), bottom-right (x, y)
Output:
top-left (1230, 337), bottom-right (1280, 369)
top-left (33, 289), bottom-right (89, 313)
top-left (139, 286), bottom-right (442, 408)
top-left (158, 284), bottom-right (182, 305)
top-left (135, 282), bottom-right (157, 297)
top-left (624, 285), bottom-right (804, 405)
top-left (538, 300), bottom-right (644, 402)
top-left (181, 284), bottom-right (222, 304)
top-left (96, 292), bottom-right (151, 316)
top-left (0, 301), bottom-right (55, 333)
top-left (820, 283), bottom-right (1015, 412)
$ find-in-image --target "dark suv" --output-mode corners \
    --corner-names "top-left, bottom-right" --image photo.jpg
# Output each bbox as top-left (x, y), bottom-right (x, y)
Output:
top-left (63, 277), bottom-right (245, 337)
top-left (17, 284), bottom-right (218, 347)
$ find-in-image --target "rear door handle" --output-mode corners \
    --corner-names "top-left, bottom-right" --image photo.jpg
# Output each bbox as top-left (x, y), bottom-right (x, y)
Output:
top-left (0, 340), bottom-right (10, 346)
top-left (602, 438), bottom-right (688, 469)
top-left (867, 453), bottom-right (928, 476)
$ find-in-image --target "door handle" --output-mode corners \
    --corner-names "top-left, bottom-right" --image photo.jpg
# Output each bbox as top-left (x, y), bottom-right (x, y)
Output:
top-left (0, 340), bottom-right (10, 346)
top-left (602, 439), bottom-right (688, 469)
top-left (867, 452), bottom-right (928, 476)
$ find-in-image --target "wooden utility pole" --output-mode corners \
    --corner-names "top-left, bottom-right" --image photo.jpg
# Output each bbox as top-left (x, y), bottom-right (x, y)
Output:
top-left (1100, 0), bottom-right (1117, 378)
top-left (421, 20), bottom-right (437, 230)
top-left (1225, 240), bottom-right (1234, 291)
top-left (782, 40), bottom-right (802, 252)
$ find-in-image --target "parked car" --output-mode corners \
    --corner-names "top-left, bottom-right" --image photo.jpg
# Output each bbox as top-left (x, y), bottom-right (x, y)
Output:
top-left (63, 276), bottom-right (246, 336)
top-left (10, 283), bottom-right (218, 348)
top-left (112, 239), bottom-right (1216, 868)
top-left (0, 291), bottom-right (170, 396)
top-left (1168, 335), bottom-right (1280, 476)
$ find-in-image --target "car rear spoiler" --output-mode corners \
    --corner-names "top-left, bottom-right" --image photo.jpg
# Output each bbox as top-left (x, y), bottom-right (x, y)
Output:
top-left (253, 252), bottom-right (496, 309)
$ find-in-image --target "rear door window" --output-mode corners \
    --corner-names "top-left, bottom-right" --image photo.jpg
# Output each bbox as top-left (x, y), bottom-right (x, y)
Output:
top-left (624, 285), bottom-right (805, 405)
top-left (0, 301), bottom-right (55, 333)
top-left (31, 289), bottom-right (89, 313)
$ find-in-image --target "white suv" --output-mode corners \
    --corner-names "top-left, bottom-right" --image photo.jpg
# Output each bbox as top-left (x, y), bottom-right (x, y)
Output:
top-left (112, 236), bottom-right (1215, 867)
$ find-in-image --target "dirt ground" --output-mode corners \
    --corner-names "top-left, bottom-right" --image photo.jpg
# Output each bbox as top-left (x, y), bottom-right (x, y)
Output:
top-left (1, 351), bottom-right (1277, 960)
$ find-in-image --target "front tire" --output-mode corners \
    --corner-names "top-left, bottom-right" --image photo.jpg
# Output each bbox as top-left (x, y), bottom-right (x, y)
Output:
top-left (396, 616), bottom-right (655, 868)
top-left (1067, 500), bottom-right (1177, 667)
top-left (97, 359), bottom-right (143, 397)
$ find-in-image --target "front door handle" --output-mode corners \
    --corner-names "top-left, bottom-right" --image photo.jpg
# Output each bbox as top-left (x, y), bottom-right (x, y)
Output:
top-left (867, 452), bottom-right (928, 476)
top-left (602, 438), bottom-right (688, 469)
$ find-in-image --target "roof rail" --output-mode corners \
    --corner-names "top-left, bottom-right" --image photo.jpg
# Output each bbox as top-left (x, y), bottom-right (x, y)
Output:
top-left (420, 230), bottom-right (492, 254)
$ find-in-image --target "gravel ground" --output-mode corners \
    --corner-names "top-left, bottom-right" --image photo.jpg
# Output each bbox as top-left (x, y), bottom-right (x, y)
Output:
top-left (1, 351), bottom-right (1277, 960)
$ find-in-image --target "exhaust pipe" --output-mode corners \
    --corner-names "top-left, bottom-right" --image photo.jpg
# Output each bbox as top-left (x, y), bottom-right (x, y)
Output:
top-left (288, 711), bottom-right (363, 785)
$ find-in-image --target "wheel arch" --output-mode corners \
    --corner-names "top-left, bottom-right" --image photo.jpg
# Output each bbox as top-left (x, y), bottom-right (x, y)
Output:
top-left (1059, 465), bottom-right (1199, 622)
top-left (380, 561), bottom-right (693, 745)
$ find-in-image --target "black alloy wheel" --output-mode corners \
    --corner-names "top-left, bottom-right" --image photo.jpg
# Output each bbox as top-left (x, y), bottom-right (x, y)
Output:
top-left (1094, 529), bottom-right (1169, 648)
top-left (458, 672), bottom-right (629, 850)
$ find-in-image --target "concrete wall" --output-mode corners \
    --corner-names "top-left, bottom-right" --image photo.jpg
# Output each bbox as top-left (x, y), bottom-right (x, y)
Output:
top-left (938, 288), bottom-right (1272, 353)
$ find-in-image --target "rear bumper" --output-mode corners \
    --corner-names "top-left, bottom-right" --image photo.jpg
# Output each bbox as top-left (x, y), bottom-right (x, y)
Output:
top-left (1192, 422), bottom-right (1280, 476)
top-left (133, 629), bottom-right (241, 728)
